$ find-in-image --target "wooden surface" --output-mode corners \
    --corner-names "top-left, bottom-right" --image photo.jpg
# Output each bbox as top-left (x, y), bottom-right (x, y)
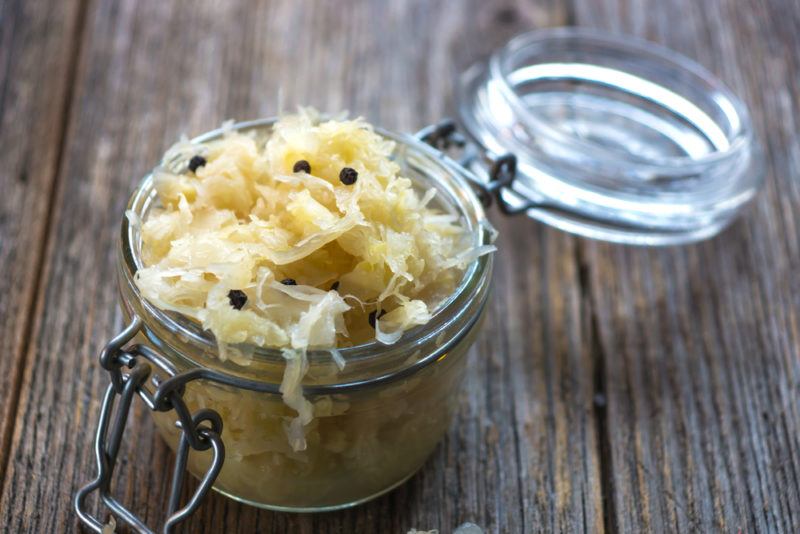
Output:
top-left (0, 0), bottom-right (797, 532)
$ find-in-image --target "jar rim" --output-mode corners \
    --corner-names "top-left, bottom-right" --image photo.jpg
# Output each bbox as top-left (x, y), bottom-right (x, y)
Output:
top-left (120, 118), bottom-right (493, 378)
top-left (490, 27), bottom-right (754, 170)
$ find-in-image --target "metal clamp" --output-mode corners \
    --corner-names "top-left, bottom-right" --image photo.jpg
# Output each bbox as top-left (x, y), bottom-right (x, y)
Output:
top-left (416, 119), bottom-right (534, 215)
top-left (75, 317), bottom-right (225, 534)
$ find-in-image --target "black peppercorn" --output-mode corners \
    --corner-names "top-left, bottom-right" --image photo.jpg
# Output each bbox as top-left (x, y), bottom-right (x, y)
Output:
top-left (280, 278), bottom-right (297, 286)
top-left (339, 167), bottom-right (358, 185)
top-left (293, 160), bottom-right (311, 173)
top-left (227, 289), bottom-right (247, 310)
top-left (368, 309), bottom-right (387, 328)
top-left (188, 155), bottom-right (207, 173)
top-left (330, 281), bottom-right (340, 292)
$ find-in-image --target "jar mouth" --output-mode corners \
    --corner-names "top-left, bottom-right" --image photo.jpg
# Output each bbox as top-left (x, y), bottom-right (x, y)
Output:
top-left (491, 27), bottom-right (753, 170)
top-left (120, 118), bottom-right (493, 373)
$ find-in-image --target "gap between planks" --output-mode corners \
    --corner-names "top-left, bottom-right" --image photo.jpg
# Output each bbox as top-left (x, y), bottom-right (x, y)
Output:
top-left (576, 241), bottom-right (616, 534)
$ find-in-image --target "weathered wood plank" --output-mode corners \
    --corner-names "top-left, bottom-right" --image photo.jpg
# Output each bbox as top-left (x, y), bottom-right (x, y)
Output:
top-left (0, 0), bottom-right (86, 480)
top-left (573, 0), bottom-right (800, 532)
top-left (0, 1), bottom-right (603, 533)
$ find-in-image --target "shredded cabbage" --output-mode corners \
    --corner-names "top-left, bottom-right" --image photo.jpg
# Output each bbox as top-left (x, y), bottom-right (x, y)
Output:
top-left (101, 517), bottom-right (117, 534)
top-left (136, 110), bottom-right (494, 450)
top-left (454, 523), bottom-right (484, 534)
top-left (137, 110), bottom-right (484, 351)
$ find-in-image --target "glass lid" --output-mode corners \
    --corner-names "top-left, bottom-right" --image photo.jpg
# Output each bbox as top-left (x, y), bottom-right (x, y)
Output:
top-left (457, 27), bottom-right (763, 245)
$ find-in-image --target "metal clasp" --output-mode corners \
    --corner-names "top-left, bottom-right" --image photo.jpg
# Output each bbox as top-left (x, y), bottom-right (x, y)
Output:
top-left (75, 317), bottom-right (225, 534)
top-left (416, 119), bottom-right (534, 215)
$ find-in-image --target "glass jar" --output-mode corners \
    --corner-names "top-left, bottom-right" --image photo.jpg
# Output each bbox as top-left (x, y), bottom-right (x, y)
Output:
top-left (75, 118), bottom-right (494, 531)
top-left (126, 121), bottom-right (493, 512)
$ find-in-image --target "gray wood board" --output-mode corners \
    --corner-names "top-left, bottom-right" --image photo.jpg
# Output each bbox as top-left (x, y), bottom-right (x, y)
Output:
top-left (1, 0), bottom-right (798, 532)
top-left (0, 0), bottom-right (86, 481)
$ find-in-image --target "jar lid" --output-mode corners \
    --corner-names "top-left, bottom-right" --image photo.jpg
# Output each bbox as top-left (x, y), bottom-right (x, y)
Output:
top-left (457, 27), bottom-right (763, 245)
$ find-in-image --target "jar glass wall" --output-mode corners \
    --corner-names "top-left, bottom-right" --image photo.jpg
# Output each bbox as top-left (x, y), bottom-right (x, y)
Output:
top-left (117, 120), bottom-right (494, 512)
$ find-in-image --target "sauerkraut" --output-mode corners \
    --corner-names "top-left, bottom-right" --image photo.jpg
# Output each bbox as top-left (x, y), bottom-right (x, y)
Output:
top-left (136, 111), bottom-right (493, 452)
top-left (152, 336), bottom-right (472, 509)
top-left (136, 109), bottom-right (485, 353)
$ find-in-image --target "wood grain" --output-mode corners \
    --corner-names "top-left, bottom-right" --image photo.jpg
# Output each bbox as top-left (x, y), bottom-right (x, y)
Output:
top-left (0, 1), bottom-right (603, 533)
top-left (574, 0), bottom-right (800, 532)
top-left (0, 0), bottom-right (86, 480)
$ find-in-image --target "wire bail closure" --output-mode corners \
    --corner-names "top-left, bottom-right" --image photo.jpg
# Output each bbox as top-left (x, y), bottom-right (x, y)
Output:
top-left (74, 316), bottom-right (226, 534)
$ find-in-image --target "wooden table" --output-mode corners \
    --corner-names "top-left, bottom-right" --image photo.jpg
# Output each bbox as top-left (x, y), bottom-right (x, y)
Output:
top-left (1, 0), bottom-right (798, 532)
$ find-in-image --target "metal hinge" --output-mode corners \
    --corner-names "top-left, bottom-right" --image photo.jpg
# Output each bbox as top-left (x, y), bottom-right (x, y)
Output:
top-left (416, 119), bottom-right (535, 215)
